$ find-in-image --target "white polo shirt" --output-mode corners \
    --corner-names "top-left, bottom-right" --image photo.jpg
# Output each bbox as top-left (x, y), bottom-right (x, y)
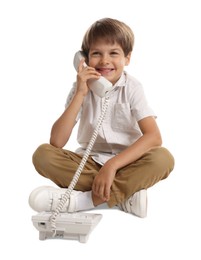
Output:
top-left (65, 71), bottom-right (156, 165)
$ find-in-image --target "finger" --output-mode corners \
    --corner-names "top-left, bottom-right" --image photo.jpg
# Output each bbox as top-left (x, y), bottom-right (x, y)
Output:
top-left (92, 182), bottom-right (106, 201)
top-left (78, 58), bottom-right (87, 72)
top-left (84, 66), bottom-right (101, 76)
top-left (98, 185), bottom-right (106, 200)
top-left (92, 183), bottom-right (99, 197)
top-left (104, 186), bottom-right (110, 201)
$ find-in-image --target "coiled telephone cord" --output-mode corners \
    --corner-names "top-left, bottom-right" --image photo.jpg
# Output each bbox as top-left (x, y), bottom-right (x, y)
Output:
top-left (50, 96), bottom-right (109, 235)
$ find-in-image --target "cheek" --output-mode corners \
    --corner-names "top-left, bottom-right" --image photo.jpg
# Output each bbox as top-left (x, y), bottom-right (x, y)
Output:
top-left (117, 60), bottom-right (126, 68)
top-left (88, 57), bottom-right (97, 67)
top-left (120, 56), bottom-right (130, 66)
top-left (88, 61), bottom-right (96, 68)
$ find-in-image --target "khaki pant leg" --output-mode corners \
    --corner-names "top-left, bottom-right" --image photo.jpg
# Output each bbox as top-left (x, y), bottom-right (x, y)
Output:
top-left (32, 143), bottom-right (101, 191)
top-left (32, 144), bottom-right (174, 208)
top-left (108, 147), bottom-right (174, 207)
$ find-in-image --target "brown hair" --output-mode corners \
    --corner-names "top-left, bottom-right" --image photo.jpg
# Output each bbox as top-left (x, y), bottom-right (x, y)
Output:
top-left (81, 18), bottom-right (134, 57)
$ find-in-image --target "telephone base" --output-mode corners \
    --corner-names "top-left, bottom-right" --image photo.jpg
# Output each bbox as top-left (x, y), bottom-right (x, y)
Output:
top-left (32, 211), bottom-right (102, 243)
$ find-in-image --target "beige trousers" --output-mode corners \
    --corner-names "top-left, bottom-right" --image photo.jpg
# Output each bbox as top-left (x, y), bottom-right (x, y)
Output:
top-left (32, 143), bottom-right (174, 208)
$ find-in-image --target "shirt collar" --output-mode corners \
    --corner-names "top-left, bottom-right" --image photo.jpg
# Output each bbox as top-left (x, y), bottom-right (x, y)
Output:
top-left (113, 71), bottom-right (127, 88)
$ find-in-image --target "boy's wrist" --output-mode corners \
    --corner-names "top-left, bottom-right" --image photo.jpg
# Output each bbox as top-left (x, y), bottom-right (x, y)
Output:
top-left (104, 158), bottom-right (119, 172)
top-left (74, 90), bottom-right (86, 98)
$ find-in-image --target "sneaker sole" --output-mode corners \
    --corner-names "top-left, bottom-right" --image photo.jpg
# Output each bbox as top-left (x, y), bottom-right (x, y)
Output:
top-left (137, 189), bottom-right (147, 218)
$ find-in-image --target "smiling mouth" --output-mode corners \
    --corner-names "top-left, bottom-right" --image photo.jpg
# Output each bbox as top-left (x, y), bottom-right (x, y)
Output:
top-left (96, 68), bottom-right (114, 75)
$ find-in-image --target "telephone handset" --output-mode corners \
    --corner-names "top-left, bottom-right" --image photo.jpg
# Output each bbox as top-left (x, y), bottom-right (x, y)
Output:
top-left (73, 51), bottom-right (113, 98)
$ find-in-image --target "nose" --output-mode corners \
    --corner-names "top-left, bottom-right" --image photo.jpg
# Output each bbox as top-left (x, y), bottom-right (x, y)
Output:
top-left (99, 54), bottom-right (110, 65)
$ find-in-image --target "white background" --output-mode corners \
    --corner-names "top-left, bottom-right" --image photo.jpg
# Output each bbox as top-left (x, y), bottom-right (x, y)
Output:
top-left (0, 0), bottom-right (200, 259)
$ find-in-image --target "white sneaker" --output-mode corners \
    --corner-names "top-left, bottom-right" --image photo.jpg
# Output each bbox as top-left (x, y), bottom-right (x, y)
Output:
top-left (28, 186), bottom-right (82, 213)
top-left (118, 190), bottom-right (147, 218)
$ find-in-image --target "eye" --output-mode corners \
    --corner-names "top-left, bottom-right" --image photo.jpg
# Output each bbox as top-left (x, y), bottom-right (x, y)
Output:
top-left (91, 51), bottom-right (101, 56)
top-left (110, 51), bottom-right (119, 56)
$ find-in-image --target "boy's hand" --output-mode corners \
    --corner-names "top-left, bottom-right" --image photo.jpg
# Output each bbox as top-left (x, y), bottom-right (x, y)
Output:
top-left (92, 163), bottom-right (116, 202)
top-left (76, 59), bottom-right (101, 96)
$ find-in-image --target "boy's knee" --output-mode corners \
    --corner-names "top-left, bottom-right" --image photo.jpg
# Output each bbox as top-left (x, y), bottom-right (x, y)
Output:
top-left (159, 147), bottom-right (174, 170)
top-left (32, 143), bottom-right (52, 168)
top-left (152, 147), bottom-right (175, 177)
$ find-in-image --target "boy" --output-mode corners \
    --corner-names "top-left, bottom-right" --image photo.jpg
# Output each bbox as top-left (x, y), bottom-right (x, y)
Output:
top-left (29, 18), bottom-right (174, 218)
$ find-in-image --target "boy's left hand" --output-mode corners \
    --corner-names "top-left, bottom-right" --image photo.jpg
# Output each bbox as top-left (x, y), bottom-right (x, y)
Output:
top-left (92, 164), bottom-right (116, 202)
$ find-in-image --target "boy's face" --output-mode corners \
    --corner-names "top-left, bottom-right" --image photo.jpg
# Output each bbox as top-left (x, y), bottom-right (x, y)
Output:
top-left (88, 40), bottom-right (131, 85)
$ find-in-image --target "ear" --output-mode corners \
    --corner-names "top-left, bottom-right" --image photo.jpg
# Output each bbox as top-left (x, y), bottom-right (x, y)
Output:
top-left (125, 52), bottom-right (132, 66)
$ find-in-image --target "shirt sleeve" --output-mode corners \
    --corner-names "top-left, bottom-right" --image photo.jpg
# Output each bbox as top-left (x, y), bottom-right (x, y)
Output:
top-left (129, 80), bottom-right (156, 121)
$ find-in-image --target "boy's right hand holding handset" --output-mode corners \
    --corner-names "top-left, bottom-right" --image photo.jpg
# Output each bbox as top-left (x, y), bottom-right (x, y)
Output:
top-left (76, 59), bottom-right (101, 97)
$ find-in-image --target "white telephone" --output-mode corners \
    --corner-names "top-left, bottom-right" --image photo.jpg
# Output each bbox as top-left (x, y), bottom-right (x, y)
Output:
top-left (31, 52), bottom-right (111, 242)
top-left (73, 51), bottom-right (113, 98)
